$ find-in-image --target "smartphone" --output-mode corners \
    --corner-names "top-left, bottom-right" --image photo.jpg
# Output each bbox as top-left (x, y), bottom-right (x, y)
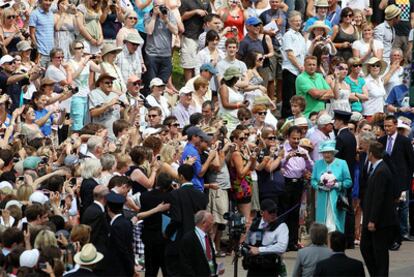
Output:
top-left (17, 176), bottom-right (25, 182)
top-left (39, 262), bottom-right (47, 270)
top-left (156, 155), bottom-right (161, 161)
top-left (22, 222), bottom-right (28, 232)
top-left (223, 120), bottom-right (228, 125)
top-left (69, 177), bottom-right (77, 186)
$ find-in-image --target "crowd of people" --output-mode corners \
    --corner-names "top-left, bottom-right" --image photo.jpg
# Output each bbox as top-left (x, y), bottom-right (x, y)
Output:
top-left (0, 0), bottom-right (413, 276)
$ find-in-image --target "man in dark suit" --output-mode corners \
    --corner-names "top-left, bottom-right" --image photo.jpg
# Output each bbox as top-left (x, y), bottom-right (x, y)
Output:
top-left (65, 243), bottom-right (104, 277)
top-left (80, 185), bottom-right (109, 275)
top-left (104, 192), bottom-right (135, 277)
top-left (333, 110), bottom-right (357, 249)
top-left (140, 172), bottom-right (172, 277)
top-left (360, 141), bottom-right (398, 276)
top-left (379, 115), bottom-right (414, 249)
top-left (314, 231), bottom-right (365, 277)
top-left (179, 210), bottom-right (220, 277)
top-left (164, 164), bottom-right (208, 276)
top-left (357, 131), bottom-right (377, 208)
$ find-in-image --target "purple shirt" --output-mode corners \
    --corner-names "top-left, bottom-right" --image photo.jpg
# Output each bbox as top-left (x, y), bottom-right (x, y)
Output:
top-left (281, 142), bottom-right (314, 178)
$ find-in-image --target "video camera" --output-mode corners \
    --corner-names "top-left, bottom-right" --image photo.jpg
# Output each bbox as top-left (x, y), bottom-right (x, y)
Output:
top-left (223, 210), bottom-right (246, 241)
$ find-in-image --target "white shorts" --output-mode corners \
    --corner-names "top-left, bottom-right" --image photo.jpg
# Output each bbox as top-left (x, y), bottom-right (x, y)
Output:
top-left (180, 36), bottom-right (198, 69)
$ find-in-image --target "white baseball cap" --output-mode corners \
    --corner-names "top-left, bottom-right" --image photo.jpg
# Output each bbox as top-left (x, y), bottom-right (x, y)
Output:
top-left (0, 55), bottom-right (15, 66)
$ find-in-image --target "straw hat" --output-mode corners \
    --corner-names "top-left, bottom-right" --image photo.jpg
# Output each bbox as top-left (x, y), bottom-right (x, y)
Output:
top-left (363, 57), bottom-right (387, 76)
top-left (385, 4), bottom-right (401, 20)
top-left (95, 73), bottom-right (117, 87)
top-left (314, 0), bottom-right (329, 7)
top-left (100, 44), bottom-right (122, 57)
top-left (74, 244), bottom-right (104, 266)
top-left (299, 138), bottom-right (314, 150)
top-left (308, 21), bottom-right (331, 33)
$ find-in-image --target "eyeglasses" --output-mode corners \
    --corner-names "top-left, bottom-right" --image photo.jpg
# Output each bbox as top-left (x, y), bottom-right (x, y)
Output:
top-left (337, 65), bottom-right (348, 71)
top-left (257, 112), bottom-right (266, 116)
top-left (103, 81), bottom-right (113, 85)
top-left (257, 57), bottom-right (264, 61)
top-left (148, 114), bottom-right (158, 118)
top-left (171, 123), bottom-right (180, 127)
top-left (128, 17), bottom-right (138, 20)
top-left (238, 137), bottom-right (247, 141)
top-left (370, 63), bottom-right (381, 68)
top-left (7, 15), bottom-right (16, 19)
top-left (132, 81), bottom-right (141, 86)
top-left (253, 23), bottom-right (262, 27)
top-left (54, 56), bottom-right (64, 60)
top-left (241, 117), bottom-right (250, 121)
top-left (352, 64), bottom-right (362, 68)
top-left (74, 46), bottom-right (84, 50)
top-left (267, 136), bottom-right (277, 140)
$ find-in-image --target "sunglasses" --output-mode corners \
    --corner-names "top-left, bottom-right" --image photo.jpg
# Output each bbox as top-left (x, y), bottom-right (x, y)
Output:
top-left (128, 17), bottom-right (138, 20)
top-left (238, 137), bottom-right (247, 141)
top-left (171, 123), bottom-right (180, 127)
top-left (337, 65), bottom-right (348, 71)
top-left (103, 81), bottom-right (113, 85)
top-left (74, 46), bottom-right (84, 50)
top-left (370, 63), bottom-right (381, 68)
top-left (132, 81), bottom-right (141, 86)
top-left (253, 23), bottom-right (262, 27)
top-left (5, 61), bottom-right (16, 65)
top-left (352, 64), bottom-right (362, 67)
top-left (7, 15), bottom-right (16, 19)
top-left (148, 114), bottom-right (158, 118)
top-left (257, 112), bottom-right (266, 116)
top-left (54, 56), bottom-right (64, 60)
top-left (267, 136), bottom-right (277, 140)
top-left (345, 14), bottom-right (353, 18)
top-left (257, 57), bottom-right (264, 61)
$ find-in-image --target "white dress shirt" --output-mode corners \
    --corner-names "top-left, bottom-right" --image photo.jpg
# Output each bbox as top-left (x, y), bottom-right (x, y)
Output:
top-left (247, 220), bottom-right (289, 254)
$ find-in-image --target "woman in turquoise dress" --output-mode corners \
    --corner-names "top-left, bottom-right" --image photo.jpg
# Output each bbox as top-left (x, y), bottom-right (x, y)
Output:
top-left (311, 140), bottom-right (352, 233)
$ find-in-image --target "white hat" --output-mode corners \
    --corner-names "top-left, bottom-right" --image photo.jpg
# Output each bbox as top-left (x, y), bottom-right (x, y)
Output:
top-left (397, 119), bottom-right (411, 131)
top-left (351, 112), bottom-right (363, 122)
top-left (5, 199), bottom-right (22, 209)
top-left (317, 114), bottom-right (333, 125)
top-left (149, 78), bottom-right (165, 88)
top-left (294, 117), bottom-right (308, 126)
top-left (179, 86), bottom-right (193, 95)
top-left (74, 243), bottom-right (104, 265)
top-left (0, 181), bottom-right (13, 194)
top-left (0, 55), bottom-right (15, 66)
top-left (29, 191), bottom-right (49, 205)
top-left (19, 249), bottom-right (40, 268)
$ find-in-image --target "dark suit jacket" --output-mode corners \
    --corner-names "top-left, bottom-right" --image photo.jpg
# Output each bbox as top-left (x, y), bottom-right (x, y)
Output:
top-left (379, 134), bottom-right (414, 192)
top-left (165, 185), bottom-right (208, 241)
top-left (64, 268), bottom-right (97, 277)
top-left (106, 215), bottom-right (135, 277)
top-left (140, 189), bottom-right (169, 244)
top-left (362, 161), bottom-right (397, 229)
top-left (314, 253), bottom-right (365, 277)
top-left (336, 128), bottom-right (357, 181)
top-left (358, 152), bottom-right (369, 207)
top-left (80, 202), bottom-right (109, 254)
top-left (80, 178), bottom-right (99, 215)
top-left (179, 230), bottom-right (217, 277)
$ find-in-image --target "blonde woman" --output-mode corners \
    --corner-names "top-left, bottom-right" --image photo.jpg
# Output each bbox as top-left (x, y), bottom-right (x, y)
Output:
top-left (34, 230), bottom-right (59, 250)
top-left (100, 44), bottom-right (126, 94)
top-left (352, 22), bottom-right (383, 62)
top-left (54, 0), bottom-right (77, 60)
top-left (352, 9), bottom-right (366, 40)
top-left (0, 8), bottom-right (25, 53)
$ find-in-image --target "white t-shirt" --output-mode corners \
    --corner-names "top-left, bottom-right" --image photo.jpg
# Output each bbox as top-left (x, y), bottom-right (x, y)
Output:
top-left (352, 39), bottom-right (384, 60)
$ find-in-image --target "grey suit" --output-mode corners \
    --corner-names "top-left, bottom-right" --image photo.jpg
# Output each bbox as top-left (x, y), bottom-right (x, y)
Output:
top-left (292, 244), bottom-right (332, 277)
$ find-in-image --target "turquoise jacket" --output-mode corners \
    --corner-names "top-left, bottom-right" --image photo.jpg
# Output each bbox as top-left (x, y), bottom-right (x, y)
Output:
top-left (311, 158), bottom-right (352, 233)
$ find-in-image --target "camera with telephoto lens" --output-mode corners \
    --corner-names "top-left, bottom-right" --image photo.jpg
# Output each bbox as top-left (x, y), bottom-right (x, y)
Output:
top-left (223, 210), bottom-right (246, 240)
top-left (240, 242), bottom-right (251, 256)
top-left (159, 5), bottom-right (168, 15)
top-left (67, 85), bottom-right (79, 94)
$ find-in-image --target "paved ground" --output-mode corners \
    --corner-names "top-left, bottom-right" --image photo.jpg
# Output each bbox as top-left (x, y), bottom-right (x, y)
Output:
top-left (219, 240), bottom-right (414, 277)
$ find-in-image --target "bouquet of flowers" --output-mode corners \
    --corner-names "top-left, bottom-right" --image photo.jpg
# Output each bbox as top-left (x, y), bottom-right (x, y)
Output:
top-left (319, 171), bottom-right (337, 191)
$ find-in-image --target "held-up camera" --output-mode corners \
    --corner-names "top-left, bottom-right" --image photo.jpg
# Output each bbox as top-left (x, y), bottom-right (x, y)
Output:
top-left (159, 5), bottom-right (168, 15)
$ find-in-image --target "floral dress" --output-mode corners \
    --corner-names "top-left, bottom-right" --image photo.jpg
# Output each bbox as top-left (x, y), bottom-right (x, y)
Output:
top-left (229, 152), bottom-right (253, 203)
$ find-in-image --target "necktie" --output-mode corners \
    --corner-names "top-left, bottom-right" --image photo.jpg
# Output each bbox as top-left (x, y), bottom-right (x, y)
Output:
top-left (368, 163), bottom-right (373, 176)
top-left (386, 136), bottom-right (393, 155)
top-left (205, 235), bottom-right (212, 261)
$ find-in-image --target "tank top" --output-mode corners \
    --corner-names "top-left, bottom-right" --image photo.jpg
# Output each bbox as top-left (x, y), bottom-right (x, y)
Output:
top-left (223, 8), bottom-right (244, 41)
top-left (334, 25), bottom-right (356, 62)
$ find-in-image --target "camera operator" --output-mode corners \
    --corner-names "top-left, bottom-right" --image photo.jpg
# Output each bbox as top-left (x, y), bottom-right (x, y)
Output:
top-left (243, 199), bottom-right (288, 277)
top-left (144, 0), bottom-right (178, 90)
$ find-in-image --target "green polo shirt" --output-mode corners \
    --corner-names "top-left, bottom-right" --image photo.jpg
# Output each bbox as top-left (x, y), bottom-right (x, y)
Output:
top-left (295, 71), bottom-right (331, 117)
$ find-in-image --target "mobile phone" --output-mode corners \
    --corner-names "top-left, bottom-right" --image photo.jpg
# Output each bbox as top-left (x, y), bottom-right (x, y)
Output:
top-left (39, 262), bottom-right (47, 270)
top-left (223, 120), bottom-right (228, 125)
top-left (17, 176), bottom-right (25, 182)
top-left (156, 155), bottom-right (161, 161)
top-left (22, 222), bottom-right (28, 232)
top-left (69, 177), bottom-right (77, 186)
top-left (90, 54), bottom-right (97, 59)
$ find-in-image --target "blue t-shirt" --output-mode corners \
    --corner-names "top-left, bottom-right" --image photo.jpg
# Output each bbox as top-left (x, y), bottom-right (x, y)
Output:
top-left (345, 76), bottom-right (365, 112)
top-left (386, 84), bottom-right (414, 126)
top-left (180, 142), bottom-right (203, 191)
top-left (35, 109), bottom-right (53, 136)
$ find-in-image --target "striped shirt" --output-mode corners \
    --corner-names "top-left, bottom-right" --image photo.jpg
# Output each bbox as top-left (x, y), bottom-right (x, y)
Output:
top-left (29, 7), bottom-right (54, 56)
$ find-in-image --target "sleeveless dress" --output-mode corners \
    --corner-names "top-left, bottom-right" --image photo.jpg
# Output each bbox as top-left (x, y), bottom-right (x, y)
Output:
top-left (333, 25), bottom-right (357, 62)
top-left (55, 15), bottom-right (76, 60)
top-left (328, 88), bottom-right (351, 116)
top-left (77, 4), bottom-right (101, 54)
top-left (245, 72), bottom-right (264, 109)
top-left (223, 8), bottom-right (244, 41)
top-left (229, 152), bottom-right (253, 203)
top-left (218, 85), bottom-right (244, 133)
